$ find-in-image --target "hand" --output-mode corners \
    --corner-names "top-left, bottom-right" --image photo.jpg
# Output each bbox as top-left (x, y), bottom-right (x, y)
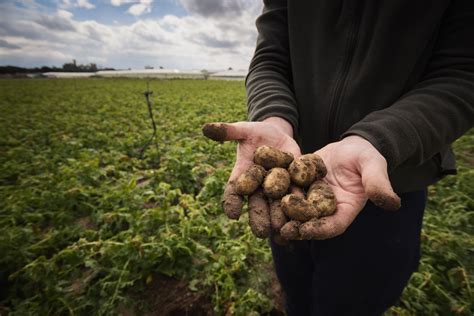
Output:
top-left (307, 135), bottom-right (401, 239)
top-left (202, 117), bottom-right (301, 218)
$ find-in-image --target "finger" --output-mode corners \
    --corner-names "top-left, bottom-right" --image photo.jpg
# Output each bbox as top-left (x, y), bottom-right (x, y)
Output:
top-left (222, 181), bottom-right (243, 220)
top-left (299, 203), bottom-right (358, 240)
top-left (359, 158), bottom-right (401, 211)
top-left (202, 122), bottom-right (252, 142)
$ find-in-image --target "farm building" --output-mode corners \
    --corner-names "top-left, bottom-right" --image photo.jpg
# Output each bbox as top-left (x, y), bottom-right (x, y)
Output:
top-left (209, 69), bottom-right (247, 80)
top-left (95, 69), bottom-right (204, 79)
top-left (42, 72), bottom-right (95, 78)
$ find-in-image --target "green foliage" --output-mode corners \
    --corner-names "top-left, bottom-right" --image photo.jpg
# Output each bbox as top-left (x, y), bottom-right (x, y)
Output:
top-left (0, 78), bottom-right (472, 315)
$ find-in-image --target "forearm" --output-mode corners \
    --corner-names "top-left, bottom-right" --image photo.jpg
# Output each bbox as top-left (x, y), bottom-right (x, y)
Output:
top-left (246, 0), bottom-right (299, 133)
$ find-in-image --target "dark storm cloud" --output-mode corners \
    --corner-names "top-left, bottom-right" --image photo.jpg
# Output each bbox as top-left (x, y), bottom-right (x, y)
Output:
top-left (179, 0), bottom-right (246, 17)
top-left (194, 33), bottom-right (239, 48)
top-left (35, 14), bottom-right (76, 32)
top-left (0, 39), bottom-right (21, 49)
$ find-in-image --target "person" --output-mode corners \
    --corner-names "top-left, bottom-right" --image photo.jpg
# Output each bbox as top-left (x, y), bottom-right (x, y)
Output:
top-left (213, 0), bottom-right (474, 314)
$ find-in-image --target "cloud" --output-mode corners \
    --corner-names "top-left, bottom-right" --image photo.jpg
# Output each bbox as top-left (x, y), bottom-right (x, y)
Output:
top-left (1, 0), bottom-right (263, 70)
top-left (35, 14), bottom-right (76, 31)
top-left (76, 0), bottom-right (95, 9)
top-left (194, 33), bottom-right (238, 49)
top-left (179, 0), bottom-right (257, 18)
top-left (111, 0), bottom-right (153, 16)
top-left (128, 3), bottom-right (151, 16)
top-left (60, 0), bottom-right (95, 10)
top-left (0, 39), bottom-right (21, 49)
top-left (57, 9), bottom-right (74, 19)
top-left (110, 0), bottom-right (135, 6)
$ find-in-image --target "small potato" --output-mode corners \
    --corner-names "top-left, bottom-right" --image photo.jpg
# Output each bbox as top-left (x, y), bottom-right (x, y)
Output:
top-left (288, 154), bottom-right (327, 187)
top-left (281, 193), bottom-right (319, 221)
top-left (299, 219), bottom-right (320, 240)
top-left (307, 180), bottom-right (336, 217)
top-left (263, 168), bottom-right (291, 199)
top-left (253, 146), bottom-right (294, 170)
top-left (222, 181), bottom-right (243, 220)
top-left (248, 190), bottom-right (271, 238)
top-left (235, 164), bottom-right (266, 196)
top-left (280, 220), bottom-right (301, 240)
top-left (270, 200), bottom-right (287, 232)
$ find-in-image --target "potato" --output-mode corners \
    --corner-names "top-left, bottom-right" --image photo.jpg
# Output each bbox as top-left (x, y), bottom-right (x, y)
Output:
top-left (263, 168), bottom-right (291, 199)
top-left (248, 190), bottom-right (271, 238)
top-left (299, 218), bottom-right (320, 240)
top-left (280, 220), bottom-right (301, 240)
top-left (222, 181), bottom-right (243, 220)
top-left (281, 193), bottom-right (319, 221)
top-left (288, 153), bottom-right (327, 187)
top-left (253, 146), bottom-right (294, 170)
top-left (307, 180), bottom-right (336, 217)
top-left (235, 164), bottom-right (266, 196)
top-left (270, 200), bottom-right (287, 232)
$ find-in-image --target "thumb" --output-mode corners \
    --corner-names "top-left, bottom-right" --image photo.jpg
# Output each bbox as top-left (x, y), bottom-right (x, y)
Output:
top-left (359, 157), bottom-right (401, 211)
top-left (202, 122), bottom-right (252, 142)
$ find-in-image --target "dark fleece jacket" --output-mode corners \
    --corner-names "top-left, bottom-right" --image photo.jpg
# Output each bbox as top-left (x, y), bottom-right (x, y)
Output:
top-left (246, 0), bottom-right (474, 192)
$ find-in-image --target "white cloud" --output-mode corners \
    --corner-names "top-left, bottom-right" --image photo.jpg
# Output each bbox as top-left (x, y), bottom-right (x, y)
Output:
top-left (128, 3), bottom-right (151, 16)
top-left (76, 0), bottom-right (95, 9)
top-left (111, 0), bottom-right (154, 16)
top-left (57, 9), bottom-right (74, 19)
top-left (60, 0), bottom-right (95, 10)
top-left (110, 0), bottom-right (135, 6)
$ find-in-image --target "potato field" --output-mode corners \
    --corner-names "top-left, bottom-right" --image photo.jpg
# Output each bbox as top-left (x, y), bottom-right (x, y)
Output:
top-left (0, 79), bottom-right (473, 315)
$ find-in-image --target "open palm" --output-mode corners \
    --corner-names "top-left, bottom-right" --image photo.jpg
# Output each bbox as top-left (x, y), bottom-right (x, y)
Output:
top-left (308, 136), bottom-right (401, 239)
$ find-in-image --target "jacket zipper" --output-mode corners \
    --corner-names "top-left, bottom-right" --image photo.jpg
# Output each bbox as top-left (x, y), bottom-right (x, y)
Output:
top-left (327, 7), bottom-right (361, 140)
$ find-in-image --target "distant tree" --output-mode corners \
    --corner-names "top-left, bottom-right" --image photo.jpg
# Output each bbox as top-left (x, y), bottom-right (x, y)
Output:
top-left (201, 69), bottom-right (209, 80)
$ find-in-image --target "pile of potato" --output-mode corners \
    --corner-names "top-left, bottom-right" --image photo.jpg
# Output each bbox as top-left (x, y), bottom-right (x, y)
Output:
top-left (223, 145), bottom-right (337, 242)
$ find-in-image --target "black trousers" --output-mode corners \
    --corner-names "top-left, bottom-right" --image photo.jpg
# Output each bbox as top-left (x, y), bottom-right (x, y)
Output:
top-left (270, 190), bottom-right (427, 316)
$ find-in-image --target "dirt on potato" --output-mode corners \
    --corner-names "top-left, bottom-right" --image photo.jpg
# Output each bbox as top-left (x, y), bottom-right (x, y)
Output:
top-left (222, 181), bottom-right (243, 220)
top-left (235, 164), bottom-right (266, 196)
top-left (280, 221), bottom-right (301, 240)
top-left (288, 154), bottom-right (327, 187)
top-left (263, 168), bottom-right (291, 199)
top-left (248, 190), bottom-right (271, 238)
top-left (270, 200), bottom-right (288, 232)
top-left (253, 146), bottom-right (294, 170)
top-left (299, 219), bottom-right (320, 240)
top-left (307, 180), bottom-right (336, 217)
top-left (281, 193), bottom-right (319, 221)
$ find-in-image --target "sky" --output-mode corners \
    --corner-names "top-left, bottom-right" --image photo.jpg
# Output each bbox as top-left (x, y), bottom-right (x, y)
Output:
top-left (0, 0), bottom-right (263, 70)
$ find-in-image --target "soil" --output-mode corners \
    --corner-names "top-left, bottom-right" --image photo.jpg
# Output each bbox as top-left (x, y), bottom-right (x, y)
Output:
top-left (121, 272), bottom-right (286, 316)
top-left (121, 275), bottom-right (213, 316)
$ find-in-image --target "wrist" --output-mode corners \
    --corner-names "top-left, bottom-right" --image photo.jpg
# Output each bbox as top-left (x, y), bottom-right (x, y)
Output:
top-left (262, 116), bottom-right (294, 138)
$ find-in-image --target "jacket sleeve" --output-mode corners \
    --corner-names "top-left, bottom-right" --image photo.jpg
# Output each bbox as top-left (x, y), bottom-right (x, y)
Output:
top-left (343, 0), bottom-right (474, 171)
top-left (246, 0), bottom-right (299, 132)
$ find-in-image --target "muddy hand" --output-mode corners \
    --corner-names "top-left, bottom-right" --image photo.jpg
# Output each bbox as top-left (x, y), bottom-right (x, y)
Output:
top-left (303, 135), bottom-right (401, 240)
top-left (202, 117), bottom-right (301, 220)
